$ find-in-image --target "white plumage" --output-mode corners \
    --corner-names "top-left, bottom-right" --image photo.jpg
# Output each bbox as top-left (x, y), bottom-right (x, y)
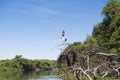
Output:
top-left (60, 30), bottom-right (67, 42)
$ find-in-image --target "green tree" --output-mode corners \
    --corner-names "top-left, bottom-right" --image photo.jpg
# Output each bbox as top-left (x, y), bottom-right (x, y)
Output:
top-left (92, 0), bottom-right (120, 53)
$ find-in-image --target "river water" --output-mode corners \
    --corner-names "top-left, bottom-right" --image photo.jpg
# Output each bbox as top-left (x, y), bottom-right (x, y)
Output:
top-left (0, 71), bottom-right (62, 80)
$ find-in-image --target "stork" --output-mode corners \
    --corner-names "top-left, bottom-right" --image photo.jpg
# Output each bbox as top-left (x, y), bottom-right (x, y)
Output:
top-left (51, 30), bottom-right (68, 52)
top-left (60, 30), bottom-right (67, 42)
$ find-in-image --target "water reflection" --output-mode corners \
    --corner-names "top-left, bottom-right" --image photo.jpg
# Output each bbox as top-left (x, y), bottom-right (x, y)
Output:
top-left (0, 71), bottom-right (61, 80)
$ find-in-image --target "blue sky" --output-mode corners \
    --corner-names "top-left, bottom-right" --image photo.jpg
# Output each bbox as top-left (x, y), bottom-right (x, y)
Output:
top-left (0, 0), bottom-right (108, 60)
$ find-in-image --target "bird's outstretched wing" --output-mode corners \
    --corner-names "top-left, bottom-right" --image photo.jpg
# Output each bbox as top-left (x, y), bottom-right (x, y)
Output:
top-left (62, 30), bottom-right (65, 37)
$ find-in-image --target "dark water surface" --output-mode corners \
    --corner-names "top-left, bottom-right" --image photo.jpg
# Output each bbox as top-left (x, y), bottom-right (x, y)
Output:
top-left (0, 71), bottom-right (62, 80)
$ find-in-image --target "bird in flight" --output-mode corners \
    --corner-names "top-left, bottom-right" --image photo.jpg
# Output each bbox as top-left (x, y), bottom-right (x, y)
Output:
top-left (60, 30), bottom-right (67, 42)
top-left (51, 30), bottom-right (68, 52)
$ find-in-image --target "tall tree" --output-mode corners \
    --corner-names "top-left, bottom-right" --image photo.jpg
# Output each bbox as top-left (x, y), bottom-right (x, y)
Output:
top-left (92, 0), bottom-right (120, 53)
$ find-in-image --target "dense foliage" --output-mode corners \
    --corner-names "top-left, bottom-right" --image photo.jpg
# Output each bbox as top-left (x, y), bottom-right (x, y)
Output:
top-left (92, 0), bottom-right (120, 53)
top-left (0, 55), bottom-right (57, 71)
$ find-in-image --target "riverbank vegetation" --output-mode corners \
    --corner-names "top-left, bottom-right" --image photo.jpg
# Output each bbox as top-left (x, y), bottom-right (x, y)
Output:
top-left (0, 55), bottom-right (57, 72)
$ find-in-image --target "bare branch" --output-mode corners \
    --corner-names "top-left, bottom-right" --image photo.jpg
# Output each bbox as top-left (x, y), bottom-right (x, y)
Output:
top-left (102, 71), bottom-right (108, 78)
top-left (113, 67), bottom-right (120, 76)
top-left (77, 67), bottom-right (93, 80)
top-left (93, 65), bottom-right (101, 77)
top-left (96, 52), bottom-right (117, 56)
